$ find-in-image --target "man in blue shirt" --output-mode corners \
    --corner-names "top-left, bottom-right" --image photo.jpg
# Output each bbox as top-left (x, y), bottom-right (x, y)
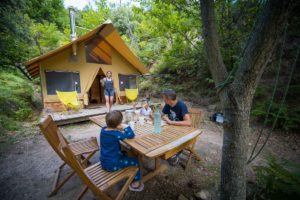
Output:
top-left (162, 89), bottom-right (191, 126)
top-left (161, 89), bottom-right (191, 165)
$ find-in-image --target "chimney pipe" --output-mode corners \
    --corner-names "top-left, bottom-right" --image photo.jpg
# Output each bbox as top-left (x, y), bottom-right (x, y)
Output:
top-left (69, 7), bottom-right (77, 41)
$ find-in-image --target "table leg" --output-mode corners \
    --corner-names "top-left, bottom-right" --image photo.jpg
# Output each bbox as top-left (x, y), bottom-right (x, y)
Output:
top-left (141, 157), bottom-right (168, 183)
top-left (138, 154), bottom-right (144, 179)
top-left (155, 157), bottom-right (160, 169)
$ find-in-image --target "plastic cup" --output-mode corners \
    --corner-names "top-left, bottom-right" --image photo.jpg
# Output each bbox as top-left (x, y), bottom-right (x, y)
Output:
top-left (138, 116), bottom-right (145, 125)
top-left (129, 121), bottom-right (135, 130)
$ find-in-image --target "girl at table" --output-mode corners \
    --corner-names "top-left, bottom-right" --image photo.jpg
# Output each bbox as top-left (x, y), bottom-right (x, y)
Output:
top-left (100, 110), bottom-right (144, 192)
top-left (140, 100), bottom-right (153, 119)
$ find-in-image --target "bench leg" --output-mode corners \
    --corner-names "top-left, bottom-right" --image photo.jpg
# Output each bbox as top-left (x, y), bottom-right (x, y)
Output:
top-left (184, 139), bottom-right (201, 170)
top-left (80, 151), bottom-right (96, 167)
top-left (48, 164), bottom-right (76, 197)
top-left (76, 186), bottom-right (88, 200)
top-left (116, 169), bottom-right (137, 200)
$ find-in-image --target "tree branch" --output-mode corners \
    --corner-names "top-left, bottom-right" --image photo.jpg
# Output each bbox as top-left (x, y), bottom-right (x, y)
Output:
top-left (199, 0), bottom-right (228, 87)
top-left (232, 0), bottom-right (295, 101)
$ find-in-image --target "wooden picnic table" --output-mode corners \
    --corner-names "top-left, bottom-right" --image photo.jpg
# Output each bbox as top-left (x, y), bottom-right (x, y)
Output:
top-left (89, 115), bottom-right (202, 183)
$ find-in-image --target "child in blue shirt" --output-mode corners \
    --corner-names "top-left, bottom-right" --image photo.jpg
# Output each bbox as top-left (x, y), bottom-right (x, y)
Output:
top-left (100, 110), bottom-right (144, 192)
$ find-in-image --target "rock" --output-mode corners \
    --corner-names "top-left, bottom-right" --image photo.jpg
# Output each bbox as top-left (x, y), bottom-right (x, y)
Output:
top-left (195, 190), bottom-right (211, 200)
top-left (178, 194), bottom-right (189, 200)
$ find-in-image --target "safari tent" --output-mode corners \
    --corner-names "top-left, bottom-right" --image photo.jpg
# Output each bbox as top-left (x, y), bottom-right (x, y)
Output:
top-left (19, 22), bottom-right (149, 112)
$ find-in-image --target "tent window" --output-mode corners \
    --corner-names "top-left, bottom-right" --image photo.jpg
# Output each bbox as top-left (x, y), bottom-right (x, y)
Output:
top-left (45, 71), bottom-right (81, 95)
top-left (118, 74), bottom-right (137, 91)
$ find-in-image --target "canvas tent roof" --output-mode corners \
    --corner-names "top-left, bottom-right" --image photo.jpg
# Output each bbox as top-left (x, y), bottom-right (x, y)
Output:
top-left (21, 22), bottom-right (148, 79)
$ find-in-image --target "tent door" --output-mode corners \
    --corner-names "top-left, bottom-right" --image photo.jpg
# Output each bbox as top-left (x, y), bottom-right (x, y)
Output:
top-left (88, 74), bottom-right (105, 105)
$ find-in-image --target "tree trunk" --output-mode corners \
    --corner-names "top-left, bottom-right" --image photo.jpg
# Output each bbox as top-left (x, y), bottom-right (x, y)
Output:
top-left (220, 92), bottom-right (251, 200)
top-left (199, 0), bottom-right (294, 199)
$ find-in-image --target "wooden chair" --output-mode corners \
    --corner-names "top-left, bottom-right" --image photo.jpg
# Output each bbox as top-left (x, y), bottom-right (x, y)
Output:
top-left (57, 130), bottom-right (138, 200)
top-left (39, 115), bottom-right (99, 197)
top-left (189, 108), bottom-right (204, 129)
top-left (56, 90), bottom-right (81, 111)
top-left (125, 88), bottom-right (139, 102)
top-left (182, 108), bottom-right (204, 170)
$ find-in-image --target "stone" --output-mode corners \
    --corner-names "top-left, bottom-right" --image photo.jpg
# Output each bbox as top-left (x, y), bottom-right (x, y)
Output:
top-left (178, 194), bottom-right (189, 200)
top-left (195, 190), bottom-right (211, 200)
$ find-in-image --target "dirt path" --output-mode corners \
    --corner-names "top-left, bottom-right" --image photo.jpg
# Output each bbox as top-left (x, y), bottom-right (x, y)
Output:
top-left (0, 116), bottom-right (299, 200)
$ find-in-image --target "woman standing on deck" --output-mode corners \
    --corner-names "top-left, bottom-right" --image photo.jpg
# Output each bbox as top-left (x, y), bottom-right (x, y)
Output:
top-left (101, 71), bottom-right (115, 112)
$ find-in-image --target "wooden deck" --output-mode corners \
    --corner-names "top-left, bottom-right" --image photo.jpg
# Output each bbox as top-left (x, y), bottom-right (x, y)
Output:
top-left (41, 104), bottom-right (140, 125)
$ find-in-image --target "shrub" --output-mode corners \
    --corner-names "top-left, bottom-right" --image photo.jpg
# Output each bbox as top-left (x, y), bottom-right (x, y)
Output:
top-left (255, 157), bottom-right (300, 200)
top-left (0, 71), bottom-right (34, 132)
top-left (251, 101), bottom-right (300, 131)
top-left (0, 115), bottom-right (20, 132)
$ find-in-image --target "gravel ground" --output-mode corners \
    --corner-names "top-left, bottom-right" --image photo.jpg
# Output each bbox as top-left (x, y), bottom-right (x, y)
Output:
top-left (0, 115), bottom-right (299, 200)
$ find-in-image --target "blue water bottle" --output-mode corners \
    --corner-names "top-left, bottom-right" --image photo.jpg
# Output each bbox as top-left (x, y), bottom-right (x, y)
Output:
top-left (154, 105), bottom-right (161, 134)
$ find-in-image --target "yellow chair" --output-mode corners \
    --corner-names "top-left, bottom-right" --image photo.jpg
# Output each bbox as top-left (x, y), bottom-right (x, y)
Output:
top-left (125, 88), bottom-right (138, 102)
top-left (56, 91), bottom-right (80, 111)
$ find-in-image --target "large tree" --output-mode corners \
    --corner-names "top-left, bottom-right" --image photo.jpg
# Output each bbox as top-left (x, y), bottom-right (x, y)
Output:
top-left (199, 0), bottom-right (295, 199)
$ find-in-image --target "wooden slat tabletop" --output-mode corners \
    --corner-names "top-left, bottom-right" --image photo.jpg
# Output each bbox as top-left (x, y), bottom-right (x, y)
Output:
top-left (89, 115), bottom-right (202, 157)
top-left (89, 115), bottom-right (154, 136)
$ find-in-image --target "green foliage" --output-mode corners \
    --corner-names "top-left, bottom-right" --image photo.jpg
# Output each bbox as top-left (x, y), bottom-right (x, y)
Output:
top-left (0, 0), bottom-right (33, 69)
top-left (252, 100), bottom-right (300, 131)
top-left (25, 0), bottom-right (67, 30)
top-left (0, 115), bottom-right (20, 132)
top-left (0, 71), bottom-right (34, 119)
top-left (0, 0), bottom-right (69, 70)
top-left (30, 21), bottom-right (69, 53)
top-left (0, 0), bottom-right (60, 135)
top-left (81, 2), bottom-right (109, 30)
top-left (255, 157), bottom-right (300, 200)
top-left (215, 0), bottom-right (263, 69)
top-left (15, 109), bottom-right (33, 120)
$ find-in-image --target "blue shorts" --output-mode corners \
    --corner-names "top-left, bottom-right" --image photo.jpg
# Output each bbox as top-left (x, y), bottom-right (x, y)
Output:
top-left (104, 89), bottom-right (114, 97)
